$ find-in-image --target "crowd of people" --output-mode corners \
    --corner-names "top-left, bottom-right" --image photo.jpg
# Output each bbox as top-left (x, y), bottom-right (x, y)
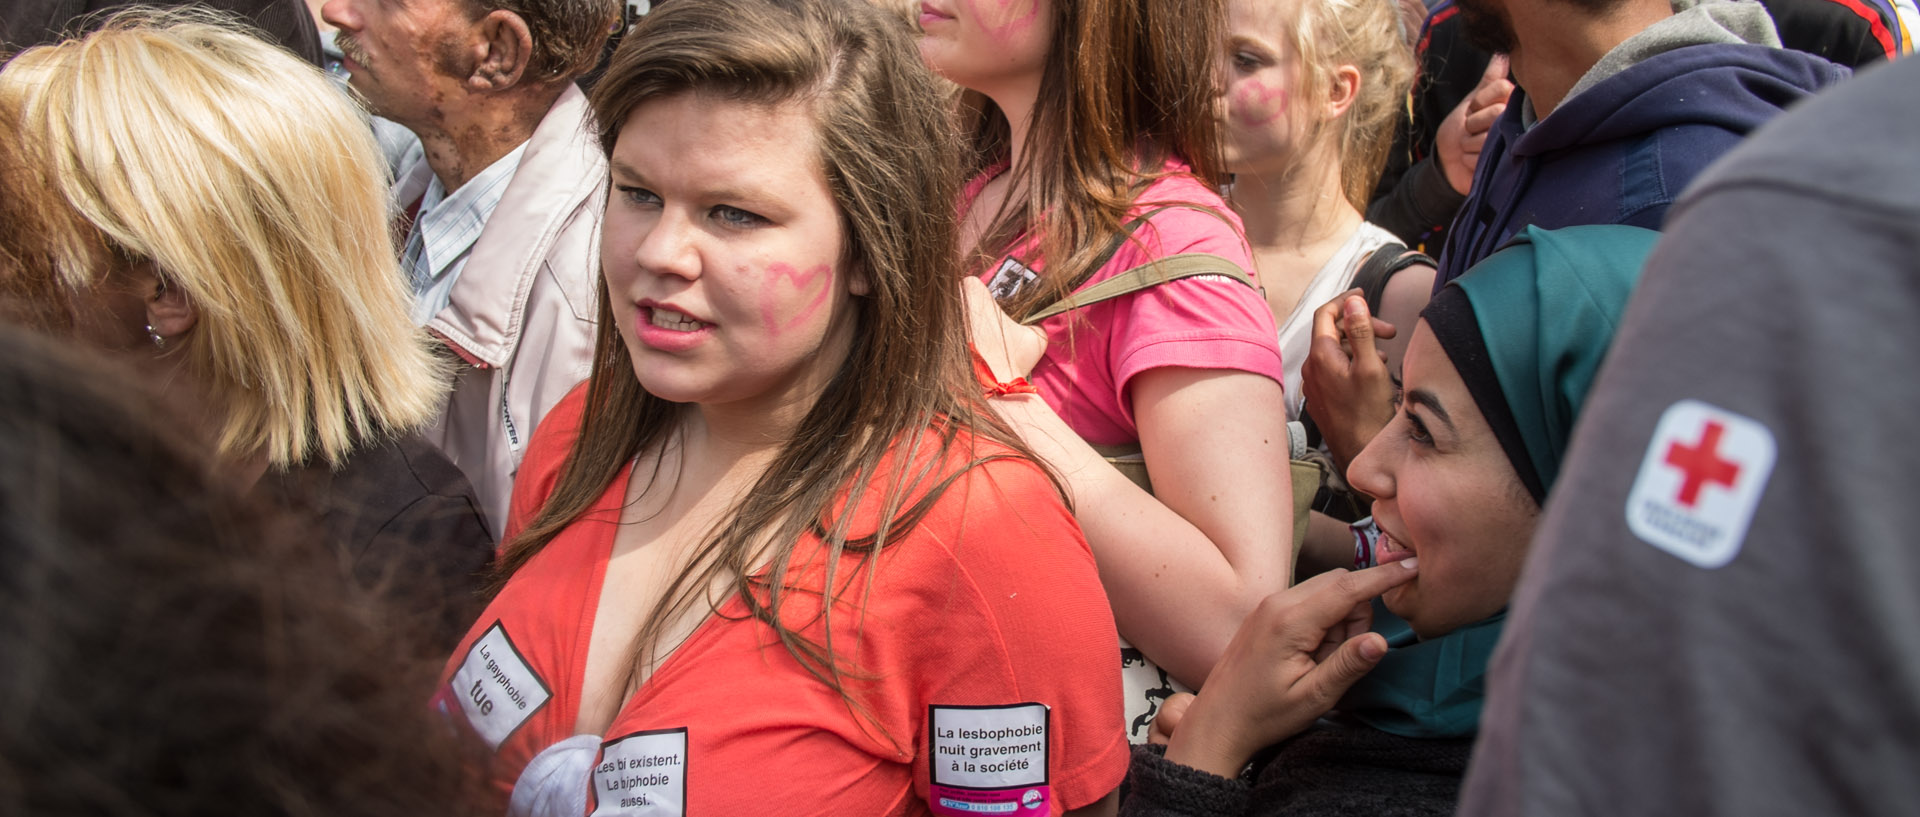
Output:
top-left (0, 0), bottom-right (1914, 813)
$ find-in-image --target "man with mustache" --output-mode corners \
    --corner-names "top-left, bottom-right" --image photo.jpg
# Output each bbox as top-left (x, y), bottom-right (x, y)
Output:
top-left (322, 0), bottom-right (620, 535)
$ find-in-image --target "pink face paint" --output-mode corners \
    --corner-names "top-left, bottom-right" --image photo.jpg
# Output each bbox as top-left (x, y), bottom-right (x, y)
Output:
top-left (1231, 80), bottom-right (1289, 127)
top-left (760, 262), bottom-right (835, 338)
top-left (963, 0), bottom-right (1040, 42)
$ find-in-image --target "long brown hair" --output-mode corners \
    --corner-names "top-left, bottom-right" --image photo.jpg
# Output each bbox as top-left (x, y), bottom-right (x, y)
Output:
top-left (493, 0), bottom-right (1047, 718)
top-left (962, 0), bottom-right (1231, 319)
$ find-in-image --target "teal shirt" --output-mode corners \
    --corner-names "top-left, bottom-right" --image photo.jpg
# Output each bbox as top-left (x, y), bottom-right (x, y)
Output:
top-left (1338, 601), bottom-right (1506, 739)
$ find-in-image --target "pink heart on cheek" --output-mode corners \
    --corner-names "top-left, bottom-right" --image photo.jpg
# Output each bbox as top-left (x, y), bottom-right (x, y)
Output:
top-left (964, 0), bottom-right (1040, 41)
top-left (1232, 81), bottom-right (1288, 127)
top-left (760, 263), bottom-right (836, 338)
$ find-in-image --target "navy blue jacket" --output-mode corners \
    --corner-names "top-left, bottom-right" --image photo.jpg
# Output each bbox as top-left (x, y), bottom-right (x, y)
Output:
top-left (1434, 42), bottom-right (1849, 287)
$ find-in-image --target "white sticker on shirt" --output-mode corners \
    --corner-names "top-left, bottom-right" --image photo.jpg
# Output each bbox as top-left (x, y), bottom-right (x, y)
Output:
top-left (929, 703), bottom-right (1050, 816)
top-left (1625, 399), bottom-right (1777, 569)
top-left (985, 257), bottom-right (1039, 301)
top-left (448, 621), bottom-right (553, 749)
top-left (590, 728), bottom-right (688, 817)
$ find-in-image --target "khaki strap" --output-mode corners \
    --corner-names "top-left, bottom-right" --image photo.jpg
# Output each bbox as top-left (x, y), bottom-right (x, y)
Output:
top-left (1089, 443), bottom-right (1152, 494)
top-left (1088, 440), bottom-right (1324, 571)
top-left (1021, 253), bottom-right (1256, 325)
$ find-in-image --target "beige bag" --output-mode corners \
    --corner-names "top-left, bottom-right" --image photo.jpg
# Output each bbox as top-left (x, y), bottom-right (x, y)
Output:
top-left (1024, 253), bottom-right (1322, 560)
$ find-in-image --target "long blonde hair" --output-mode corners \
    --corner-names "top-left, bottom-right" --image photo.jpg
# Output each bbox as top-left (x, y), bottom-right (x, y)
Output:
top-left (496, 0), bottom-right (1049, 722)
top-left (1281, 0), bottom-right (1415, 209)
top-left (0, 9), bottom-right (446, 468)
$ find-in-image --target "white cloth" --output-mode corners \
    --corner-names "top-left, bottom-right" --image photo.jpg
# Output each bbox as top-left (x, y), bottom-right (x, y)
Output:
top-left (508, 734), bottom-right (601, 817)
top-left (1277, 221), bottom-right (1399, 420)
top-left (405, 143), bottom-right (529, 325)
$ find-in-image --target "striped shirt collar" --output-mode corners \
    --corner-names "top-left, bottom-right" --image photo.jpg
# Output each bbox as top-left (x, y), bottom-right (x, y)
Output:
top-left (406, 141), bottom-right (530, 325)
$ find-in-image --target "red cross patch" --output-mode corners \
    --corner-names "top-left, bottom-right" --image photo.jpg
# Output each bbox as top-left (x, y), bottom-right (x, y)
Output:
top-left (1626, 400), bottom-right (1776, 569)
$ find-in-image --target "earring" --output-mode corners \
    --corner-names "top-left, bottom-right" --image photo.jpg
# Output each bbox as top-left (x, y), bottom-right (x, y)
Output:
top-left (146, 323), bottom-right (166, 350)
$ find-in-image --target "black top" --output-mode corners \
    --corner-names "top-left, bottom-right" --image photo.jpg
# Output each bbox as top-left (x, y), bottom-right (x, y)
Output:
top-left (2, 0), bottom-right (323, 65)
top-left (1123, 720), bottom-right (1473, 817)
top-left (254, 432), bottom-right (494, 653)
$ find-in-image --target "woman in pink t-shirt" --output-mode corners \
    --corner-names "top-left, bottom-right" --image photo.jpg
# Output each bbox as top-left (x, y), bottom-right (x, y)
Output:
top-left (920, 0), bottom-right (1296, 740)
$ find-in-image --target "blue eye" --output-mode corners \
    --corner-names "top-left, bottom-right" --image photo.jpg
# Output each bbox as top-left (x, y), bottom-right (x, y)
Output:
top-left (712, 205), bottom-right (768, 228)
top-left (616, 185), bottom-right (660, 207)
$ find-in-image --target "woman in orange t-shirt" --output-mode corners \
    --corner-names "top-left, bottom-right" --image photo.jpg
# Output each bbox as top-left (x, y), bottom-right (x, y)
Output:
top-left (431, 1), bottom-right (1128, 814)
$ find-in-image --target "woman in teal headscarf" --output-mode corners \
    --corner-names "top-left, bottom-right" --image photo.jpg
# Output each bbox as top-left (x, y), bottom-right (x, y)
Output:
top-left (1123, 224), bottom-right (1660, 816)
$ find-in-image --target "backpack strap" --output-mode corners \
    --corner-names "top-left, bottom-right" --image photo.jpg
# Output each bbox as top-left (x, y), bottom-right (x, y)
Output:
top-left (1048, 204), bottom-right (1184, 293)
top-left (1017, 202), bottom-right (1241, 299)
top-left (1350, 242), bottom-right (1436, 314)
top-left (1021, 253), bottom-right (1256, 325)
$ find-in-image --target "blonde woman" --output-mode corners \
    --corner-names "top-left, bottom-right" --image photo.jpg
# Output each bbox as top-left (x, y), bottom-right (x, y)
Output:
top-left (0, 10), bottom-right (492, 645)
top-left (1220, 0), bottom-right (1427, 420)
top-left (1209, 0), bottom-right (1441, 574)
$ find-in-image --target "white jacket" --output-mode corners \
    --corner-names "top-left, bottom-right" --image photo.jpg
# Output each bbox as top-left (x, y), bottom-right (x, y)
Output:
top-left (393, 85), bottom-right (603, 537)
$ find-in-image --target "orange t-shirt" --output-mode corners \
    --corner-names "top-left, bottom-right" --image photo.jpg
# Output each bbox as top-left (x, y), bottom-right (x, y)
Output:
top-left (434, 388), bottom-right (1129, 815)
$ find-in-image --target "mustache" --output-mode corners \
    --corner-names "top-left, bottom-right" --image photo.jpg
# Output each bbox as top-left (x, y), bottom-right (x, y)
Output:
top-left (333, 33), bottom-right (370, 67)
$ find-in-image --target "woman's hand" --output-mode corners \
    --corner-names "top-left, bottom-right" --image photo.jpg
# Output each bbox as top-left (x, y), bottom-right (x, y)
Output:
top-left (1160, 562), bottom-right (1419, 778)
top-left (1302, 291), bottom-right (1400, 475)
top-left (962, 276), bottom-right (1047, 382)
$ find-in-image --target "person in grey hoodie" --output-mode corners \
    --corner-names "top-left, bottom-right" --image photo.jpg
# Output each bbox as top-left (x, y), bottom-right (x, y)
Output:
top-left (1459, 54), bottom-right (1920, 817)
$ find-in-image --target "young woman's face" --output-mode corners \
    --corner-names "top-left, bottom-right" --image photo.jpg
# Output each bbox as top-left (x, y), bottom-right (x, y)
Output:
top-left (917, 0), bottom-right (1053, 95)
top-left (1219, 0), bottom-right (1307, 175)
top-left (601, 94), bottom-right (866, 415)
top-left (1347, 322), bottom-right (1540, 639)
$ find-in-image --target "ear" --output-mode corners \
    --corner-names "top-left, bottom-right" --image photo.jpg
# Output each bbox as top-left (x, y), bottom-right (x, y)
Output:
top-left (469, 9), bottom-right (534, 91)
top-left (846, 261), bottom-right (872, 297)
top-left (141, 268), bottom-right (197, 341)
top-left (1324, 64), bottom-right (1362, 121)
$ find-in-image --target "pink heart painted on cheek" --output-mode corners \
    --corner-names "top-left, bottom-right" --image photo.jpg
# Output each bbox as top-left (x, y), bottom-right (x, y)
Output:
top-left (1232, 80), bottom-right (1288, 127)
top-left (964, 0), bottom-right (1040, 41)
top-left (760, 263), bottom-right (835, 338)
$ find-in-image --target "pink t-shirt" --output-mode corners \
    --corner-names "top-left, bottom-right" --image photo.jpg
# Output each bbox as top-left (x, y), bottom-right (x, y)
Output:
top-left (967, 163), bottom-right (1285, 447)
